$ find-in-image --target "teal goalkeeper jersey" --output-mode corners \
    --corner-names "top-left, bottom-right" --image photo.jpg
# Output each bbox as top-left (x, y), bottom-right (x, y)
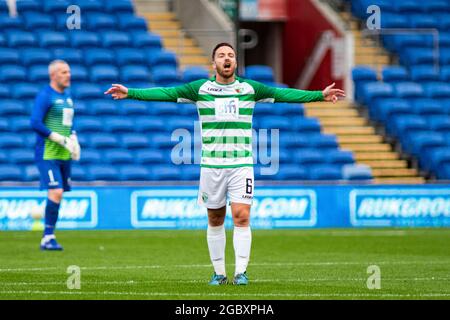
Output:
top-left (127, 76), bottom-right (324, 168)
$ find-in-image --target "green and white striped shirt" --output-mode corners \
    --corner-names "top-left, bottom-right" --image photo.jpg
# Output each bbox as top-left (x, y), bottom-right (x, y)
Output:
top-left (127, 76), bottom-right (324, 168)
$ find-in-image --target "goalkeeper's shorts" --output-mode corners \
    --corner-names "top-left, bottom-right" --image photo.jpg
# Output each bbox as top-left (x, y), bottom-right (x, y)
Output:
top-left (36, 160), bottom-right (72, 191)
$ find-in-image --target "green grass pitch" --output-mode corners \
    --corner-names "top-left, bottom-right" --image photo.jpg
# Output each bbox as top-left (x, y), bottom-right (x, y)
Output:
top-left (0, 228), bottom-right (449, 300)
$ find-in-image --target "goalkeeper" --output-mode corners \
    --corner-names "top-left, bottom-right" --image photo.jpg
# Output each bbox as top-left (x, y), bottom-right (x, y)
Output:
top-left (30, 60), bottom-right (80, 251)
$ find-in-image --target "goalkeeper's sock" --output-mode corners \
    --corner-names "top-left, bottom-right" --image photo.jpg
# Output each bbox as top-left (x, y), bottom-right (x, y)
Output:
top-left (43, 198), bottom-right (60, 237)
top-left (207, 224), bottom-right (226, 276)
top-left (233, 226), bottom-right (252, 276)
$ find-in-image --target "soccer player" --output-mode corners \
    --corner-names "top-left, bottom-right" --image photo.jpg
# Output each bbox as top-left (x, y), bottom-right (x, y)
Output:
top-left (30, 60), bottom-right (80, 251)
top-left (104, 43), bottom-right (345, 285)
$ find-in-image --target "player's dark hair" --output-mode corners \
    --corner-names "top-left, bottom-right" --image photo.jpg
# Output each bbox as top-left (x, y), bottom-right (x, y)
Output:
top-left (212, 42), bottom-right (235, 59)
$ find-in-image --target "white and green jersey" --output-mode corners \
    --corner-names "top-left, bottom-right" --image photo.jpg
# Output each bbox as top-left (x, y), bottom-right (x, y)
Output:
top-left (127, 76), bottom-right (324, 168)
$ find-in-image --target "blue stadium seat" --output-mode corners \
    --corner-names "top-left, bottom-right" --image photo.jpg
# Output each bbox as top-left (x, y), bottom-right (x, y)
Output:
top-left (266, 165), bottom-right (308, 180)
top-left (9, 149), bottom-right (34, 164)
top-left (149, 133), bottom-right (176, 149)
top-left (342, 164), bottom-right (373, 180)
top-left (70, 31), bottom-right (100, 48)
top-left (412, 99), bottom-right (445, 116)
top-left (88, 164), bottom-right (119, 181)
top-left (104, 149), bottom-right (134, 164)
top-left (90, 65), bottom-right (119, 83)
top-left (408, 14), bottom-right (439, 28)
top-left (120, 65), bottom-right (151, 82)
top-left (405, 132), bottom-right (447, 156)
top-left (375, 98), bottom-right (413, 124)
top-left (121, 133), bottom-right (151, 149)
top-left (116, 48), bottom-right (146, 65)
top-left (20, 48), bottom-right (52, 66)
top-left (52, 48), bottom-right (83, 64)
top-left (181, 164), bottom-right (200, 180)
top-left (422, 0), bottom-right (450, 13)
top-left (105, 0), bottom-right (134, 13)
top-left (425, 147), bottom-right (450, 173)
top-left (150, 66), bottom-right (180, 85)
top-left (10, 117), bottom-right (32, 133)
top-left (72, 0), bottom-right (103, 13)
top-left (27, 65), bottom-right (48, 82)
top-left (119, 165), bottom-right (150, 180)
top-left (360, 82), bottom-right (394, 105)
top-left (74, 117), bottom-right (103, 133)
top-left (84, 48), bottom-right (115, 66)
top-left (24, 165), bottom-right (39, 181)
top-left (89, 133), bottom-right (120, 149)
top-left (380, 13), bottom-right (409, 28)
top-left (11, 83), bottom-right (40, 99)
top-left (277, 133), bottom-right (309, 148)
top-left (352, 66), bottom-right (378, 82)
top-left (436, 13), bottom-right (450, 30)
top-left (437, 163), bottom-right (450, 179)
top-left (71, 165), bottom-right (89, 181)
top-left (149, 165), bottom-right (182, 181)
top-left (7, 31), bottom-right (36, 48)
top-left (117, 100), bottom-right (149, 115)
top-left (0, 84), bottom-right (9, 99)
top-left (441, 66), bottom-right (450, 82)
top-left (423, 83), bottom-right (450, 99)
top-left (0, 165), bottom-right (22, 181)
top-left (275, 103), bottom-right (304, 116)
top-left (245, 65), bottom-right (274, 82)
top-left (253, 103), bottom-right (275, 116)
top-left (0, 14), bottom-right (23, 31)
top-left (117, 14), bottom-right (147, 31)
top-left (0, 118), bottom-right (8, 132)
top-left (72, 100), bottom-right (89, 115)
top-left (0, 100), bottom-right (27, 116)
top-left (23, 13), bottom-right (54, 30)
top-left (258, 116), bottom-right (292, 131)
top-left (293, 117), bottom-right (321, 133)
top-left (326, 150), bottom-right (355, 165)
top-left (132, 32), bottom-right (162, 49)
top-left (13, 0), bottom-right (41, 13)
top-left (134, 117), bottom-right (166, 132)
top-left (410, 66), bottom-right (440, 83)
top-left (382, 66), bottom-right (410, 83)
top-left (392, 115), bottom-right (428, 138)
top-left (104, 117), bottom-right (135, 132)
top-left (427, 116), bottom-right (450, 133)
top-left (78, 149), bottom-right (102, 164)
top-left (85, 100), bottom-right (115, 116)
top-left (400, 48), bottom-right (435, 66)
top-left (0, 66), bottom-right (27, 83)
top-left (43, 0), bottom-right (70, 13)
top-left (102, 32), bottom-right (130, 48)
top-left (0, 48), bottom-right (20, 65)
top-left (308, 134), bottom-right (338, 150)
top-left (394, 82), bottom-right (424, 99)
top-left (86, 13), bottom-right (117, 30)
top-left (0, 134), bottom-right (25, 149)
top-left (71, 83), bottom-right (103, 99)
top-left (38, 31), bottom-right (69, 48)
top-left (135, 149), bottom-right (165, 164)
top-left (293, 149), bottom-right (325, 166)
top-left (0, 33), bottom-right (5, 47)
top-left (148, 50), bottom-right (178, 68)
top-left (308, 164), bottom-right (342, 180)
top-left (183, 66), bottom-right (210, 82)
top-left (165, 117), bottom-right (195, 132)
top-left (69, 65), bottom-right (88, 82)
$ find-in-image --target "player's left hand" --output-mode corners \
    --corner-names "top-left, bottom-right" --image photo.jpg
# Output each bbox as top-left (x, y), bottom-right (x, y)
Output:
top-left (322, 82), bottom-right (346, 103)
top-left (70, 132), bottom-right (81, 161)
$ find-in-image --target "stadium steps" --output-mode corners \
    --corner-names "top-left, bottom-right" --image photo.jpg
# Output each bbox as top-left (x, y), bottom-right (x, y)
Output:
top-left (134, 3), bottom-right (211, 71)
top-left (305, 100), bottom-right (422, 181)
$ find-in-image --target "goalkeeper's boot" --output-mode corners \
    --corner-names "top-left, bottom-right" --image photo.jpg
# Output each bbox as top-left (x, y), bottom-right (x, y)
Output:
top-left (208, 273), bottom-right (228, 286)
top-left (40, 235), bottom-right (63, 251)
top-left (232, 271), bottom-right (249, 285)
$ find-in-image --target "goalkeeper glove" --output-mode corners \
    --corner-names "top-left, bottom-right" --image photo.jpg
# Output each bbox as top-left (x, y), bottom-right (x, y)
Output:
top-left (48, 132), bottom-right (81, 161)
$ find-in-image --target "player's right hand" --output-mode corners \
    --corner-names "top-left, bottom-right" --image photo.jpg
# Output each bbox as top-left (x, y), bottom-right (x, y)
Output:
top-left (48, 132), bottom-right (78, 155)
top-left (104, 84), bottom-right (128, 100)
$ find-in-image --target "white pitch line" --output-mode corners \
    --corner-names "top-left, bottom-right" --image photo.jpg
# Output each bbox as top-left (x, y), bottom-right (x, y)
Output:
top-left (2, 277), bottom-right (449, 286)
top-left (0, 290), bottom-right (449, 298)
top-left (1, 260), bottom-right (450, 273)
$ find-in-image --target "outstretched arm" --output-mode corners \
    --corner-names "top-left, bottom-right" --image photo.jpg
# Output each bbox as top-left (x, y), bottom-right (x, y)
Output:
top-left (321, 82), bottom-right (346, 103)
top-left (104, 84), bottom-right (179, 102)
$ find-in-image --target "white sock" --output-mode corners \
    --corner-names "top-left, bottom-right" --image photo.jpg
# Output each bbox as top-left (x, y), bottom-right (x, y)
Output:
top-left (233, 226), bottom-right (252, 276)
top-left (207, 224), bottom-right (226, 276)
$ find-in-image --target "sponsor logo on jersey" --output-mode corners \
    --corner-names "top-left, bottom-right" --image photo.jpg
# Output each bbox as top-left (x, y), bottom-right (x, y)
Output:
top-left (208, 87), bottom-right (223, 92)
top-left (55, 99), bottom-right (65, 105)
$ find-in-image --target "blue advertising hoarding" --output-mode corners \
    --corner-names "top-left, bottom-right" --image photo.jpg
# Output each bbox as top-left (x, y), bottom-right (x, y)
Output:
top-left (0, 185), bottom-right (449, 231)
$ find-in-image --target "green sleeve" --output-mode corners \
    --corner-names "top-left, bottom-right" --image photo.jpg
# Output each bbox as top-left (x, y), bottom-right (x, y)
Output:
top-left (245, 79), bottom-right (324, 103)
top-left (127, 79), bottom-right (206, 102)
top-left (274, 88), bottom-right (324, 103)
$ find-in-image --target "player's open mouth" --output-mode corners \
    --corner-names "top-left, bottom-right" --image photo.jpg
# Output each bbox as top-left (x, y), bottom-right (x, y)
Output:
top-left (224, 62), bottom-right (231, 70)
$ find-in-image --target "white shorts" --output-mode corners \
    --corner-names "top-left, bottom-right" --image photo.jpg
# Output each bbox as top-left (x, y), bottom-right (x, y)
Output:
top-left (197, 166), bottom-right (254, 209)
